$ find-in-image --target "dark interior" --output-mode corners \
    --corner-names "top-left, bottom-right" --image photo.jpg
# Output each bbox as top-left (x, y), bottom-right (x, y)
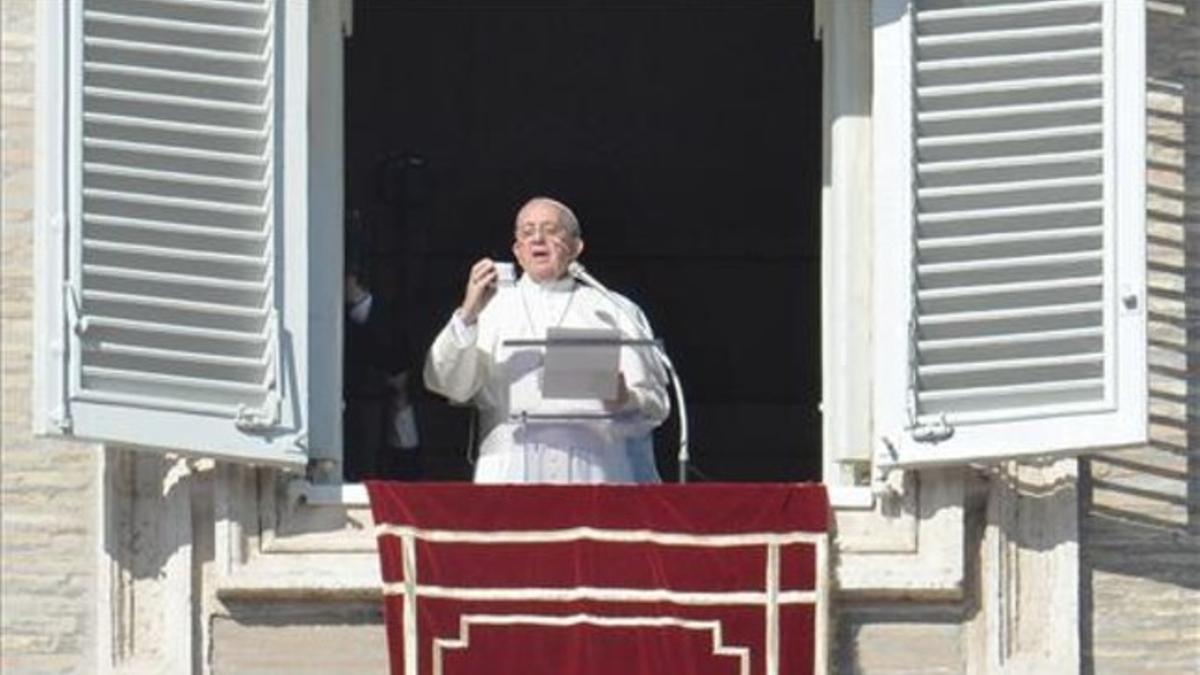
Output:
top-left (344, 1), bottom-right (822, 482)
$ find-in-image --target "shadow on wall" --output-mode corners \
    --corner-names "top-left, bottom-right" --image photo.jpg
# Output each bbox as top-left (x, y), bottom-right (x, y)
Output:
top-left (1080, 0), bottom-right (1199, 671)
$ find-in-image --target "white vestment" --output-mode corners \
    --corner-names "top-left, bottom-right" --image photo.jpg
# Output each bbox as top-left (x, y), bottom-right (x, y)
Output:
top-left (424, 274), bottom-right (669, 483)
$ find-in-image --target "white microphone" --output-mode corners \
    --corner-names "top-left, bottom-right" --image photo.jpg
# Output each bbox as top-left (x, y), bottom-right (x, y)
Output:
top-left (567, 261), bottom-right (691, 483)
top-left (566, 261), bottom-right (601, 290)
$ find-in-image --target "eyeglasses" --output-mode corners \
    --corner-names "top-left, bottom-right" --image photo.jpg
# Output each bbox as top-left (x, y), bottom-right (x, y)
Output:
top-left (515, 222), bottom-right (570, 241)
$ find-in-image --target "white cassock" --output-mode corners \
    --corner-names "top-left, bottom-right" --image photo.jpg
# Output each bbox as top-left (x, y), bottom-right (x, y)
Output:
top-left (424, 273), bottom-right (670, 483)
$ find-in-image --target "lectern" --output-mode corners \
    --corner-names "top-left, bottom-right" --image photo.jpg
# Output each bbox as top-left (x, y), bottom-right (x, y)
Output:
top-left (501, 329), bottom-right (690, 483)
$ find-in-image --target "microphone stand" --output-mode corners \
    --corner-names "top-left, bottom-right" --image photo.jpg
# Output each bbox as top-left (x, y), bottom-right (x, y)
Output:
top-left (568, 263), bottom-right (691, 483)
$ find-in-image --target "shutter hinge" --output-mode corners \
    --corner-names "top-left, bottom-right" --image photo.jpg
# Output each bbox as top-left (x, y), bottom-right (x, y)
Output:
top-left (48, 407), bottom-right (72, 433)
top-left (55, 281), bottom-right (80, 434)
top-left (63, 283), bottom-right (89, 336)
top-left (910, 414), bottom-right (954, 443)
top-left (236, 308), bottom-right (284, 430)
top-left (305, 457), bottom-right (340, 484)
top-left (871, 438), bottom-right (908, 499)
top-left (235, 392), bottom-right (280, 431)
top-left (905, 389), bottom-right (954, 444)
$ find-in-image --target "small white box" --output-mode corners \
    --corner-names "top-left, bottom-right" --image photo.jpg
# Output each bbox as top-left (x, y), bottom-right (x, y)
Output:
top-left (494, 261), bottom-right (516, 286)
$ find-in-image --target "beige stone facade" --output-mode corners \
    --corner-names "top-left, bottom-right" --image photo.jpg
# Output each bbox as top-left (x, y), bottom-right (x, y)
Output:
top-left (2, 1), bottom-right (99, 672)
top-left (1082, 1), bottom-right (1200, 671)
top-left (1, 1), bottom-right (1196, 673)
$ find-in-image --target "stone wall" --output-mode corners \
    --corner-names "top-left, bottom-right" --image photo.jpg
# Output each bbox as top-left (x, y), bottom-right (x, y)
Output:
top-left (1081, 1), bottom-right (1200, 672)
top-left (1, 1), bottom-right (101, 673)
top-left (211, 606), bottom-right (389, 674)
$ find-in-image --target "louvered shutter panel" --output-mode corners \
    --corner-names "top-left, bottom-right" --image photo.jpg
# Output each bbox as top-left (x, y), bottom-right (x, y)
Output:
top-left (873, 0), bottom-right (1145, 467)
top-left (54, 0), bottom-right (308, 465)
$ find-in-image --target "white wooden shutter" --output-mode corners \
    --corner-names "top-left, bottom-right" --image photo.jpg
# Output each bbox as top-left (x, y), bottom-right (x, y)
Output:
top-left (39, 0), bottom-right (310, 465)
top-left (872, 0), bottom-right (1146, 467)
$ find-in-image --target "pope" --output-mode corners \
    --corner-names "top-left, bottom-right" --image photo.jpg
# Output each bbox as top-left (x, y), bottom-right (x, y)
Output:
top-left (423, 197), bottom-right (669, 483)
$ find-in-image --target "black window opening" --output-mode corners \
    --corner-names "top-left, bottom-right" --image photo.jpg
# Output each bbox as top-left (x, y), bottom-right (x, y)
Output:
top-left (343, 1), bottom-right (822, 483)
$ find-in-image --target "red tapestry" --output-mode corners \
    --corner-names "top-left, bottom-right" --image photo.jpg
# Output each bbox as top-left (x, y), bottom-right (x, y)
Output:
top-left (365, 483), bottom-right (829, 675)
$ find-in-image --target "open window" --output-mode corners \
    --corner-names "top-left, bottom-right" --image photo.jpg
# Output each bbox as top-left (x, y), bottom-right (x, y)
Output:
top-left (36, 0), bottom-right (826, 485)
top-left (37, 0), bottom-right (1146, 488)
top-left (340, 1), bottom-right (825, 483)
top-left (871, 0), bottom-right (1147, 469)
top-left (34, 0), bottom-right (324, 467)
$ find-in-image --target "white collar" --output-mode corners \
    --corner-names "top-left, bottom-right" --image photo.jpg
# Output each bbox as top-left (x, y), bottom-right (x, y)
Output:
top-left (518, 273), bottom-right (575, 294)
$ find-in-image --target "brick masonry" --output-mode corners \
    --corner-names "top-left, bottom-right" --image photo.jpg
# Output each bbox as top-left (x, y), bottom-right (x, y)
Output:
top-left (1081, 1), bottom-right (1200, 672)
top-left (2, 2), bottom-right (100, 673)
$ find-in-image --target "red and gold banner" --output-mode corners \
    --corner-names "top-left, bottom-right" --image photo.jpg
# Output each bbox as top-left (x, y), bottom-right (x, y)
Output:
top-left (366, 483), bottom-right (829, 675)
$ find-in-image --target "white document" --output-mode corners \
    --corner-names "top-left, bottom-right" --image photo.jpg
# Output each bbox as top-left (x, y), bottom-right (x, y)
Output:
top-left (541, 327), bottom-right (621, 401)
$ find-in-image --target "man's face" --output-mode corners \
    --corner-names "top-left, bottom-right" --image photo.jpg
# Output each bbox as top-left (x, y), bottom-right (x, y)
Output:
top-left (512, 201), bottom-right (583, 282)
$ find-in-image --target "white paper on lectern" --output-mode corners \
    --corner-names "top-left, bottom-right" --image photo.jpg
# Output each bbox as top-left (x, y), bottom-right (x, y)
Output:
top-left (540, 327), bottom-right (621, 400)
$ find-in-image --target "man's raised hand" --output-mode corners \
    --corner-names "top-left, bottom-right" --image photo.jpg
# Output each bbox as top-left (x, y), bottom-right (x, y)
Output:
top-left (459, 258), bottom-right (498, 324)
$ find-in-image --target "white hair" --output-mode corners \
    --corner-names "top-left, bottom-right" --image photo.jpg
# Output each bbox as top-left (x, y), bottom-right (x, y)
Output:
top-left (517, 196), bottom-right (581, 239)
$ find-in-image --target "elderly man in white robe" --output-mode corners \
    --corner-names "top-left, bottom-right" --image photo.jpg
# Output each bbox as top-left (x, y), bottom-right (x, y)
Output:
top-left (424, 197), bottom-right (669, 483)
